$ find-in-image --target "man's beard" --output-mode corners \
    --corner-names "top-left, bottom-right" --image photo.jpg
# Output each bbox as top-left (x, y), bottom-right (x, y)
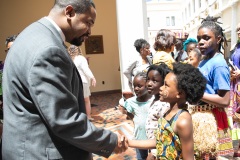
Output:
top-left (71, 33), bottom-right (89, 47)
top-left (70, 37), bottom-right (84, 47)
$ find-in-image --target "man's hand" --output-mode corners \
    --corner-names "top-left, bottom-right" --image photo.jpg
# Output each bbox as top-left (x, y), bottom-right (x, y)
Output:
top-left (113, 132), bottom-right (128, 154)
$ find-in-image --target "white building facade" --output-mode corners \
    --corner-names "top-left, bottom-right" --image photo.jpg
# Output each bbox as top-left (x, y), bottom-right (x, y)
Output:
top-left (146, 0), bottom-right (185, 50)
top-left (118, 0), bottom-right (240, 91)
top-left (182, 0), bottom-right (240, 57)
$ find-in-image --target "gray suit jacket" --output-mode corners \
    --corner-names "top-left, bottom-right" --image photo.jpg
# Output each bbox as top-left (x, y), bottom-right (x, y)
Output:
top-left (2, 18), bottom-right (117, 160)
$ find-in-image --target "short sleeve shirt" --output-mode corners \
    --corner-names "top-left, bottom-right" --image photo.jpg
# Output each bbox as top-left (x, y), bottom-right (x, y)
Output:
top-left (145, 100), bottom-right (170, 139)
top-left (124, 96), bottom-right (154, 140)
top-left (198, 53), bottom-right (230, 94)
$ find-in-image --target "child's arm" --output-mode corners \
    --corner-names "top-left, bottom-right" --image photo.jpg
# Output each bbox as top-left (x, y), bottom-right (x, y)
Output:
top-left (118, 105), bottom-right (134, 120)
top-left (128, 139), bottom-right (156, 149)
top-left (201, 91), bottom-right (230, 108)
top-left (176, 112), bottom-right (194, 160)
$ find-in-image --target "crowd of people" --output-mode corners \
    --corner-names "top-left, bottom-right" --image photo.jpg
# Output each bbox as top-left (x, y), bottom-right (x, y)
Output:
top-left (119, 16), bottom-right (240, 160)
top-left (1, 0), bottom-right (240, 160)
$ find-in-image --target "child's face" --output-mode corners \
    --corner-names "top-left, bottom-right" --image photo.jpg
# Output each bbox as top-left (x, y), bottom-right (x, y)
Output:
top-left (159, 72), bottom-right (179, 103)
top-left (133, 76), bottom-right (148, 98)
top-left (146, 70), bottom-right (163, 96)
top-left (187, 51), bottom-right (199, 68)
top-left (197, 27), bottom-right (219, 56)
top-left (186, 43), bottom-right (197, 55)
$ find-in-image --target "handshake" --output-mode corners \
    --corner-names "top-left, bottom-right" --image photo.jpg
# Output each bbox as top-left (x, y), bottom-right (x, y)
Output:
top-left (113, 132), bottom-right (129, 154)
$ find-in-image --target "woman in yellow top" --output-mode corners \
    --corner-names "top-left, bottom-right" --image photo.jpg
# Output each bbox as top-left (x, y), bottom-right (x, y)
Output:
top-left (152, 29), bottom-right (176, 69)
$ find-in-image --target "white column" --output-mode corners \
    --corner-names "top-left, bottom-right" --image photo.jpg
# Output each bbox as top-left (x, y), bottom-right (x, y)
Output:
top-left (196, 0), bottom-right (199, 13)
top-left (231, 2), bottom-right (237, 47)
top-left (116, 0), bottom-right (148, 92)
top-left (218, 0), bottom-right (222, 9)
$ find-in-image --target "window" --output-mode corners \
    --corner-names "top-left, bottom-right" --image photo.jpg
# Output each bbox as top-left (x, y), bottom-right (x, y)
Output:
top-left (193, 0), bottom-right (195, 13)
top-left (171, 16), bottom-right (175, 26)
top-left (185, 8), bottom-right (187, 21)
top-left (166, 17), bottom-right (170, 26)
top-left (199, 0), bottom-right (201, 8)
top-left (188, 3), bottom-right (191, 17)
top-left (166, 16), bottom-right (175, 26)
top-left (147, 17), bottom-right (150, 27)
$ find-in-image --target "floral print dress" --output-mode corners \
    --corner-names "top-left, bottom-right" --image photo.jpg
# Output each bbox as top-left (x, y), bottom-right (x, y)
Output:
top-left (155, 109), bottom-right (185, 160)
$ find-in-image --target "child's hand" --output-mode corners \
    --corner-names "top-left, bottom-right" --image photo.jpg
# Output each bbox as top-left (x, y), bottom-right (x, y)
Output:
top-left (118, 105), bottom-right (126, 114)
top-left (153, 114), bottom-right (160, 121)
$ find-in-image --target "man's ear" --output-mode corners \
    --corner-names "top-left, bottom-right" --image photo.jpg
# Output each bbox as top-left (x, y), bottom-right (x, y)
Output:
top-left (65, 5), bottom-right (75, 19)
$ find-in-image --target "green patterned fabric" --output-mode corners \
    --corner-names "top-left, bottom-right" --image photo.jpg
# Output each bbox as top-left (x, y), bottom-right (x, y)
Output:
top-left (155, 109), bottom-right (184, 160)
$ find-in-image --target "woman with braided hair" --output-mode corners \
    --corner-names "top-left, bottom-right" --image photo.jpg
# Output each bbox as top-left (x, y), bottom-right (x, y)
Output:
top-left (188, 16), bottom-right (234, 159)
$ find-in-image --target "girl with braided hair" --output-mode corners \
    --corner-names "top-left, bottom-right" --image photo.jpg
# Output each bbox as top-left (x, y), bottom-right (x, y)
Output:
top-left (189, 16), bottom-right (234, 159)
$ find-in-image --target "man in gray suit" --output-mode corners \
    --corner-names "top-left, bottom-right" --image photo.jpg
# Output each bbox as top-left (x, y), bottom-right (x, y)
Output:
top-left (2, 0), bottom-right (128, 159)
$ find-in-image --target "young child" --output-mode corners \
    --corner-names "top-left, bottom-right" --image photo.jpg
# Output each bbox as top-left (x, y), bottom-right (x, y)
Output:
top-left (187, 48), bottom-right (202, 68)
top-left (183, 38), bottom-right (198, 56)
top-left (119, 72), bottom-right (153, 160)
top-left (128, 62), bottom-right (206, 160)
top-left (145, 63), bottom-right (171, 158)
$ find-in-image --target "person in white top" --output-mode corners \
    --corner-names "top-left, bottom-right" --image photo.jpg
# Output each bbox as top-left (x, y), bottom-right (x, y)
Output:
top-left (123, 38), bottom-right (152, 93)
top-left (68, 45), bottom-right (96, 121)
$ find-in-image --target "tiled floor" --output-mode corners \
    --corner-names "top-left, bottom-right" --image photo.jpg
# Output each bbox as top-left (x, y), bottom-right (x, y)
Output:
top-left (90, 91), bottom-right (137, 160)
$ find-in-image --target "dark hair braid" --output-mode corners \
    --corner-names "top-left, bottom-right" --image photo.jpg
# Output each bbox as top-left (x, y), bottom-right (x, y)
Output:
top-left (199, 16), bottom-right (227, 53)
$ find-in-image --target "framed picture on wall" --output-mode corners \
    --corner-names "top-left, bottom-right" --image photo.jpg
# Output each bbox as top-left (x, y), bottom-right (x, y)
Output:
top-left (85, 35), bottom-right (104, 54)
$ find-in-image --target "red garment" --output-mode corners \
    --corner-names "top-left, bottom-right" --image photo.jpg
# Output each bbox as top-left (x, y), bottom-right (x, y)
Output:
top-left (212, 108), bottom-right (229, 130)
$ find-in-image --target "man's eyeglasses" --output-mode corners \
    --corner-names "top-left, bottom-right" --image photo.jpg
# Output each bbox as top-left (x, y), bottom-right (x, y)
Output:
top-left (5, 48), bottom-right (10, 53)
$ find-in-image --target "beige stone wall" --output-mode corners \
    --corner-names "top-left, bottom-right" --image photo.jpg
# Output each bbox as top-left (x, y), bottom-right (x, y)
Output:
top-left (0, 0), bottom-right (121, 92)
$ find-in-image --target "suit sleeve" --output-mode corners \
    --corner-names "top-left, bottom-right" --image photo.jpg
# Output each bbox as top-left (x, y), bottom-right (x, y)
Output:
top-left (28, 46), bottom-right (117, 157)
